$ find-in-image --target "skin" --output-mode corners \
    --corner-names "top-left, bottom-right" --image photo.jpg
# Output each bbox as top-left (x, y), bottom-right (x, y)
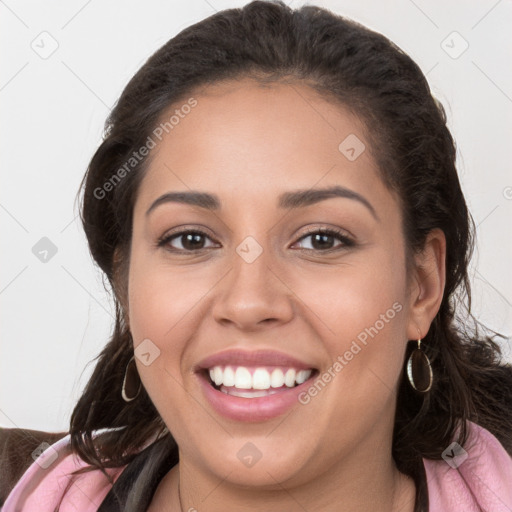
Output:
top-left (124, 77), bottom-right (446, 511)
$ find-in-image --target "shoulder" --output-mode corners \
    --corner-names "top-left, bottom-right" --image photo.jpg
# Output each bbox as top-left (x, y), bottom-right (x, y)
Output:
top-left (423, 419), bottom-right (512, 512)
top-left (2, 432), bottom-right (129, 512)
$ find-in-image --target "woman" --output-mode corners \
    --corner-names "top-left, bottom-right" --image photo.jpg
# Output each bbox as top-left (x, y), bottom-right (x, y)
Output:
top-left (3, 1), bottom-right (512, 511)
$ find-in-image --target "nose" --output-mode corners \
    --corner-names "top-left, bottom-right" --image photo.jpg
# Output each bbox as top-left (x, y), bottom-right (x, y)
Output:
top-left (211, 239), bottom-right (295, 331)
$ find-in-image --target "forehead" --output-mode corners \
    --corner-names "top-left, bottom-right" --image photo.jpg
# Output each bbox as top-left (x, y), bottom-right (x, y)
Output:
top-left (134, 78), bottom-right (393, 217)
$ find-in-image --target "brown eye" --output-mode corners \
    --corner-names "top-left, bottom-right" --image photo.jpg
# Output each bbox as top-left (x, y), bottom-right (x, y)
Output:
top-left (158, 229), bottom-right (217, 252)
top-left (293, 228), bottom-right (355, 252)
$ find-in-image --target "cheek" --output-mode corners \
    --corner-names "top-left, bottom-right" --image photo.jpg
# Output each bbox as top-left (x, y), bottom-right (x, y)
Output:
top-left (128, 249), bottom-right (209, 342)
top-left (293, 247), bottom-right (408, 396)
top-left (126, 253), bottom-right (205, 436)
top-left (126, 248), bottom-right (220, 405)
top-left (126, 248), bottom-right (189, 391)
top-left (295, 248), bottom-right (406, 338)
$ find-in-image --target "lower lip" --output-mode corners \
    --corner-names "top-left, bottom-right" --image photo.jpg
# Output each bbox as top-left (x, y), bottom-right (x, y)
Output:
top-left (197, 372), bottom-right (316, 422)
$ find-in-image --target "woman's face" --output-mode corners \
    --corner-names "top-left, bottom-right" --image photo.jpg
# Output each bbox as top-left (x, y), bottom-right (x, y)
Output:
top-left (127, 78), bottom-right (427, 488)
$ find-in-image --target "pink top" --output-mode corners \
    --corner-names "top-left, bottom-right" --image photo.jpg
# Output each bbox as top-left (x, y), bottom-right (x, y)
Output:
top-left (2, 420), bottom-right (512, 511)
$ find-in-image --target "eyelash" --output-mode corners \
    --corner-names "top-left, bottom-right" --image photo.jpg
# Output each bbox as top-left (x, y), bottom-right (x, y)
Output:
top-left (156, 226), bottom-right (355, 254)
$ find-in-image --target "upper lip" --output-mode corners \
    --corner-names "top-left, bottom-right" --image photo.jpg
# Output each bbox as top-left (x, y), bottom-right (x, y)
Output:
top-left (195, 349), bottom-right (316, 372)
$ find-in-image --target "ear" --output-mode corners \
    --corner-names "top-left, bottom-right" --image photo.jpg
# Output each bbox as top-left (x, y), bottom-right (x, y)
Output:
top-left (113, 246), bottom-right (130, 328)
top-left (406, 228), bottom-right (446, 340)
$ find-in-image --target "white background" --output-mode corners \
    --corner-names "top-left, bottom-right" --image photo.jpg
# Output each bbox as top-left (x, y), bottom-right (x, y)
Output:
top-left (1, 0), bottom-right (511, 432)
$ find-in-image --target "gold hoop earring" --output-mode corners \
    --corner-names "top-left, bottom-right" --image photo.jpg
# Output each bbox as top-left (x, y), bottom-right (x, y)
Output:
top-left (406, 339), bottom-right (433, 393)
top-left (121, 355), bottom-right (142, 402)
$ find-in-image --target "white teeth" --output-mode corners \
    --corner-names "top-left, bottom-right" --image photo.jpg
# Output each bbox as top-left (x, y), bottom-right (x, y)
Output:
top-left (284, 369), bottom-right (296, 387)
top-left (223, 366), bottom-right (235, 387)
top-left (221, 388), bottom-right (281, 398)
top-left (207, 366), bottom-right (313, 390)
top-left (270, 368), bottom-right (285, 388)
top-left (296, 370), bottom-right (310, 384)
top-left (252, 368), bottom-right (271, 389)
top-left (234, 367), bottom-right (252, 389)
top-left (213, 366), bottom-right (223, 386)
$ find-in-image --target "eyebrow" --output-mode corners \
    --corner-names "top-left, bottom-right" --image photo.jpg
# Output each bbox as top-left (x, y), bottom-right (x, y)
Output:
top-left (145, 185), bottom-right (378, 221)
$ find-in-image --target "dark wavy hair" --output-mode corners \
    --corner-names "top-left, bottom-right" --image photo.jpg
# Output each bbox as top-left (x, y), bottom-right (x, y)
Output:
top-left (65, 1), bottom-right (512, 510)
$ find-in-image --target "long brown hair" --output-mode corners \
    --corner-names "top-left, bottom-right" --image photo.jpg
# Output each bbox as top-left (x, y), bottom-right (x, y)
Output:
top-left (67, 0), bottom-right (512, 508)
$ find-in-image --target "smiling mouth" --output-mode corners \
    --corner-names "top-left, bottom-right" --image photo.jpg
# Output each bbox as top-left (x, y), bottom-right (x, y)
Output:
top-left (201, 365), bottom-right (319, 398)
